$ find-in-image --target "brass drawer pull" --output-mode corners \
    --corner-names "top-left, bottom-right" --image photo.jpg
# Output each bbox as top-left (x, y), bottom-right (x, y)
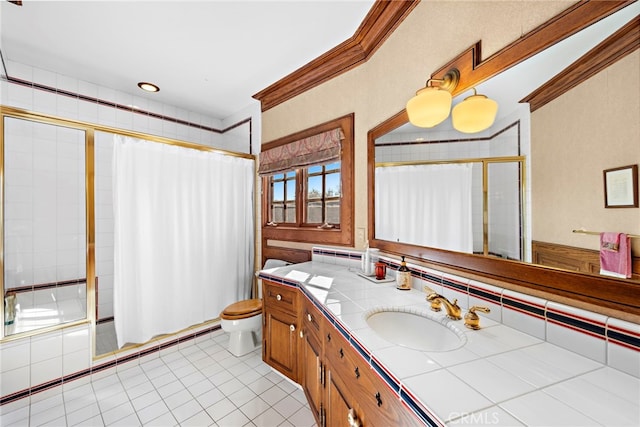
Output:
top-left (307, 313), bottom-right (313, 322)
top-left (347, 408), bottom-right (361, 427)
top-left (289, 324), bottom-right (296, 332)
top-left (276, 294), bottom-right (282, 301)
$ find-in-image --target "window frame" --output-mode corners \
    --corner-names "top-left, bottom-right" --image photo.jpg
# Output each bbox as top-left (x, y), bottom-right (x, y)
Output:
top-left (261, 114), bottom-right (354, 246)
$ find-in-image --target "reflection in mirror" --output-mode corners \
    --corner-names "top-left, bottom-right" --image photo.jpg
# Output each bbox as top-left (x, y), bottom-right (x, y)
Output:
top-left (3, 117), bottom-right (87, 336)
top-left (372, 5), bottom-right (638, 272)
top-left (369, 4), bottom-right (640, 316)
top-left (375, 121), bottom-right (526, 261)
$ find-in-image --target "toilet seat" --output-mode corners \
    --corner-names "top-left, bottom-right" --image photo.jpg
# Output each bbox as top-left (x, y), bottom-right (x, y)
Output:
top-left (221, 299), bottom-right (262, 320)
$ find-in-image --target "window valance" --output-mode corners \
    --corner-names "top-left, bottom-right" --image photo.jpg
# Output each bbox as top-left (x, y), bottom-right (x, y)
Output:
top-left (258, 128), bottom-right (344, 175)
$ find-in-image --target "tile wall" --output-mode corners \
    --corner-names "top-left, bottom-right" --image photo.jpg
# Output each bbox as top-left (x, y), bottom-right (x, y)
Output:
top-left (3, 118), bottom-right (86, 290)
top-left (1, 60), bottom-right (257, 408)
top-left (311, 246), bottom-right (640, 379)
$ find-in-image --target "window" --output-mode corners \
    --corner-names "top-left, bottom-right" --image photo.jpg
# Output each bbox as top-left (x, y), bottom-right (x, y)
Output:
top-left (306, 162), bottom-right (341, 226)
top-left (267, 162), bottom-right (341, 227)
top-left (270, 171), bottom-right (297, 224)
top-left (260, 114), bottom-right (354, 246)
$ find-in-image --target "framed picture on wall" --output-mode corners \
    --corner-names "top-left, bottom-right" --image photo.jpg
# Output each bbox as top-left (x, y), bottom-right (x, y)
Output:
top-left (603, 164), bottom-right (638, 208)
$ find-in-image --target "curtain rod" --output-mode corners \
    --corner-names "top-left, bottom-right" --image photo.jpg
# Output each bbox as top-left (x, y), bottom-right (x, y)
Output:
top-left (572, 229), bottom-right (640, 239)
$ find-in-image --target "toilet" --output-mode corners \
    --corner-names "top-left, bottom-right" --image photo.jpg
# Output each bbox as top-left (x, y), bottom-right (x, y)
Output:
top-left (220, 259), bottom-right (289, 357)
top-left (220, 299), bottom-right (263, 357)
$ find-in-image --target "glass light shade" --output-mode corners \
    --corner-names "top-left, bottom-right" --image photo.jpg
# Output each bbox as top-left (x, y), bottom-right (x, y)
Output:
top-left (406, 86), bottom-right (452, 128)
top-left (451, 94), bottom-right (498, 133)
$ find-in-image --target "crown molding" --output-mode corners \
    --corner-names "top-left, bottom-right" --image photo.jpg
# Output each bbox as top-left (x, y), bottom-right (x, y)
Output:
top-left (252, 0), bottom-right (419, 112)
top-left (523, 15), bottom-right (639, 112)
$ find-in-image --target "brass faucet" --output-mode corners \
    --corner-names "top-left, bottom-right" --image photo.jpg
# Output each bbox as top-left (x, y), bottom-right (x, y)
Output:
top-left (426, 293), bottom-right (462, 320)
top-left (464, 306), bottom-right (491, 330)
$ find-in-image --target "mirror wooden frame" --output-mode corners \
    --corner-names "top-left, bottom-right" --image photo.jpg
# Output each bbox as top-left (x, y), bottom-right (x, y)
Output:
top-left (367, 1), bottom-right (640, 318)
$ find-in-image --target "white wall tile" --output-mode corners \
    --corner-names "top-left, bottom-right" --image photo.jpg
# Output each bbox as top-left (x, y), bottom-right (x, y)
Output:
top-left (63, 326), bottom-right (90, 355)
top-left (546, 302), bottom-right (607, 363)
top-left (62, 349), bottom-right (91, 377)
top-left (31, 356), bottom-right (63, 386)
top-left (0, 366), bottom-right (30, 397)
top-left (31, 331), bottom-right (63, 364)
top-left (606, 317), bottom-right (640, 378)
top-left (441, 272), bottom-right (469, 310)
top-left (468, 280), bottom-right (502, 323)
top-left (501, 289), bottom-right (546, 340)
top-left (0, 340), bottom-right (31, 372)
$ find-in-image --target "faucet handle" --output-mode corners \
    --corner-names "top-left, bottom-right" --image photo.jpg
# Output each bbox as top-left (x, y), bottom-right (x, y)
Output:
top-left (464, 306), bottom-right (491, 330)
top-left (426, 292), bottom-right (442, 312)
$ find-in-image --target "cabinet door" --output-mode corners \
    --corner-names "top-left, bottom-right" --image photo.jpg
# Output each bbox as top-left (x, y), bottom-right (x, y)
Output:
top-left (301, 326), bottom-right (323, 424)
top-left (326, 368), bottom-right (363, 427)
top-left (263, 307), bottom-right (298, 382)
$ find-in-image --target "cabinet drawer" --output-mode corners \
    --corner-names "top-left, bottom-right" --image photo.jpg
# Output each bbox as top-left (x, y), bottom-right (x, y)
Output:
top-left (263, 281), bottom-right (298, 313)
top-left (302, 299), bottom-right (323, 337)
top-left (326, 328), bottom-right (422, 426)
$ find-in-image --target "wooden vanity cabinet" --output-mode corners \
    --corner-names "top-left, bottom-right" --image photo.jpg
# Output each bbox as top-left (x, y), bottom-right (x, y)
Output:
top-left (262, 280), bottom-right (299, 382)
top-left (300, 298), bottom-right (325, 425)
top-left (324, 318), bottom-right (422, 427)
top-left (262, 281), bottom-right (422, 426)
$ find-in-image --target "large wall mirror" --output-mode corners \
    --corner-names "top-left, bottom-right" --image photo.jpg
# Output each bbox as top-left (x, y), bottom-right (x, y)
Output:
top-left (369, 3), bottom-right (640, 316)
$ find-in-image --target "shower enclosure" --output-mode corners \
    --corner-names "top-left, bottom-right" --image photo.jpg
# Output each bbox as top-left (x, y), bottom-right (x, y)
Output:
top-left (2, 107), bottom-right (254, 359)
top-left (2, 113), bottom-right (91, 337)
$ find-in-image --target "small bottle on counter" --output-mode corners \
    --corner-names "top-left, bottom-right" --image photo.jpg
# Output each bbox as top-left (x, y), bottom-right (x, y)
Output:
top-left (361, 242), bottom-right (372, 275)
top-left (396, 256), bottom-right (411, 290)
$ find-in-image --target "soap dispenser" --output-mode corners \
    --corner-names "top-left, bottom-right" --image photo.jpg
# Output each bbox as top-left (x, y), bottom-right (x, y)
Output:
top-left (396, 256), bottom-right (411, 290)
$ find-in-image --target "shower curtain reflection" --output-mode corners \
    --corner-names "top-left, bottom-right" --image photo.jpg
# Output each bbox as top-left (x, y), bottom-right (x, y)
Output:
top-left (112, 135), bottom-right (254, 349)
top-left (375, 163), bottom-right (473, 253)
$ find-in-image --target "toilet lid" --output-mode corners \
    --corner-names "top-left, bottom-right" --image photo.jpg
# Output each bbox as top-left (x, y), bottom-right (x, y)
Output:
top-left (221, 299), bottom-right (262, 320)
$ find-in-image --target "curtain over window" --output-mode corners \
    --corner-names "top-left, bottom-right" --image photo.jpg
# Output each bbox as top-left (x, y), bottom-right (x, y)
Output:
top-left (258, 128), bottom-right (343, 175)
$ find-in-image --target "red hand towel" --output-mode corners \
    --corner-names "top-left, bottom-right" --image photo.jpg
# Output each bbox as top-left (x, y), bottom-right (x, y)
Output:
top-left (600, 232), bottom-right (631, 278)
top-left (600, 232), bottom-right (620, 252)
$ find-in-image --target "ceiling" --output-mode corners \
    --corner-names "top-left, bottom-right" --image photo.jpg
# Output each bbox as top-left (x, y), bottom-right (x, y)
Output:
top-left (0, 0), bottom-right (375, 120)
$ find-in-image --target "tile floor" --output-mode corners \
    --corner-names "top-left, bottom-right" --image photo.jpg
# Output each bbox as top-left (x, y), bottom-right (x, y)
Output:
top-left (0, 331), bottom-right (317, 427)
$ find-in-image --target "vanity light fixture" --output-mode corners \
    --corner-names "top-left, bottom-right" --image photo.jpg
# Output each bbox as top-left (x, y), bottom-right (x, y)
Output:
top-left (137, 82), bottom-right (160, 93)
top-left (406, 69), bottom-right (460, 128)
top-left (451, 87), bottom-right (498, 133)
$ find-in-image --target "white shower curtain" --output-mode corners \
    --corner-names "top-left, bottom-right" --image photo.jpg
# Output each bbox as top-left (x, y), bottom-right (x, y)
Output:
top-left (375, 163), bottom-right (473, 253)
top-left (112, 135), bottom-right (254, 348)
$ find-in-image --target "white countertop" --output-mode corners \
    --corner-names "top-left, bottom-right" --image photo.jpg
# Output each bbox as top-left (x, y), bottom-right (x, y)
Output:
top-left (261, 261), bottom-right (640, 427)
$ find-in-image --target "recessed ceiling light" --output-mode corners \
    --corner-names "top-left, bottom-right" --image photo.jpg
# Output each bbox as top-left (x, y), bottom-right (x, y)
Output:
top-left (137, 82), bottom-right (160, 93)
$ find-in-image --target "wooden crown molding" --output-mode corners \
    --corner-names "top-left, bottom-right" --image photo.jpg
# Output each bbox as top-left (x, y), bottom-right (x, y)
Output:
top-left (522, 15), bottom-right (640, 112)
top-left (252, 0), bottom-right (419, 112)
top-left (431, 0), bottom-right (634, 97)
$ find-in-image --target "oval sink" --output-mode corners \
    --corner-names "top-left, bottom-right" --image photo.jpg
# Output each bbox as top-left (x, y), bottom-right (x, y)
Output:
top-left (365, 308), bottom-right (466, 352)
